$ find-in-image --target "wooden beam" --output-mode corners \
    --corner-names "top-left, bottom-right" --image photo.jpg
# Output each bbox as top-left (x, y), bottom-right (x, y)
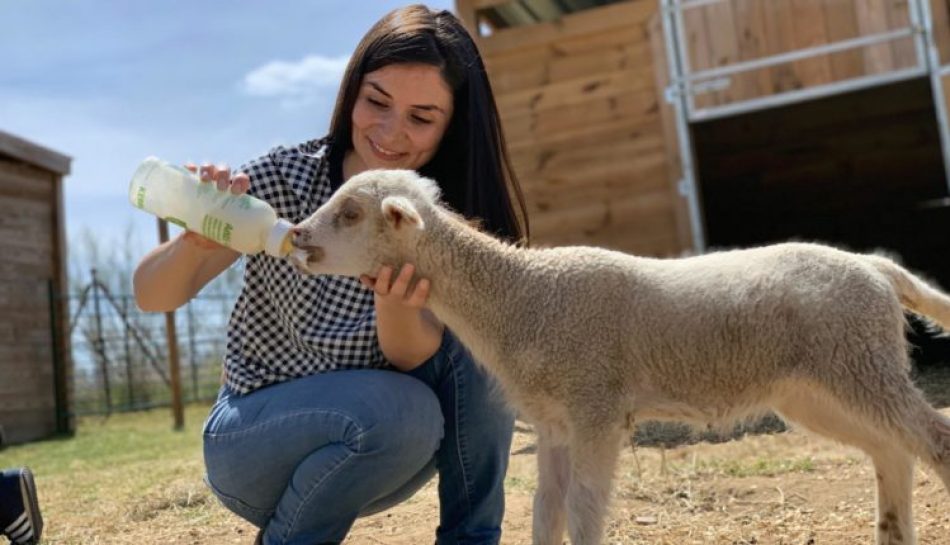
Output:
top-left (455, 0), bottom-right (479, 38)
top-left (476, 1), bottom-right (650, 56)
top-left (0, 130), bottom-right (71, 175)
top-left (471, 0), bottom-right (513, 9)
top-left (51, 171), bottom-right (73, 434)
top-left (158, 219), bottom-right (185, 431)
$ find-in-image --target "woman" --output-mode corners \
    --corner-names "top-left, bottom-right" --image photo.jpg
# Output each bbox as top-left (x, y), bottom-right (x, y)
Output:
top-left (133, 5), bottom-right (529, 545)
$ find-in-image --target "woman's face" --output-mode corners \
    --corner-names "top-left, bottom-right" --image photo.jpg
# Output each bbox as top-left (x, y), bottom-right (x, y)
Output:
top-left (348, 63), bottom-right (454, 174)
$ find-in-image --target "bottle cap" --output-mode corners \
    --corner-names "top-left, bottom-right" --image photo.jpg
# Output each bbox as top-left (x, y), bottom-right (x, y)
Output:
top-left (265, 218), bottom-right (295, 257)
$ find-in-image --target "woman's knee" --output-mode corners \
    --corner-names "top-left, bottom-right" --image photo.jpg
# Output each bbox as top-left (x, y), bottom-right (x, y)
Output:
top-left (353, 372), bottom-right (444, 461)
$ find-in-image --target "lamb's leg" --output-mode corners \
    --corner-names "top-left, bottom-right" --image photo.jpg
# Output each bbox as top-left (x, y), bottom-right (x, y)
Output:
top-left (925, 409), bottom-right (950, 494)
top-left (532, 431), bottom-right (569, 545)
top-left (776, 389), bottom-right (918, 545)
top-left (564, 427), bottom-right (624, 545)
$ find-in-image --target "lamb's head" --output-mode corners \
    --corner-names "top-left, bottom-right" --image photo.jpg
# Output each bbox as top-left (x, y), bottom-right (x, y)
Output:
top-left (288, 169), bottom-right (441, 278)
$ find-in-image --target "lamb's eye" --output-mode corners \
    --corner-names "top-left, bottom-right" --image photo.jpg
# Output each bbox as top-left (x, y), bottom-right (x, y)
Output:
top-left (341, 207), bottom-right (361, 223)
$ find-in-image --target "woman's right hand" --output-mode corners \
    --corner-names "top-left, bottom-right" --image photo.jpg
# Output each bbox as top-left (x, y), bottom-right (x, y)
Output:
top-left (180, 163), bottom-right (252, 250)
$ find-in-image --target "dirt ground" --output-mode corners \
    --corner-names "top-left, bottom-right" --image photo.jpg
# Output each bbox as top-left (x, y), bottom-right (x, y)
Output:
top-left (344, 414), bottom-right (950, 545)
top-left (31, 370), bottom-right (950, 544)
top-left (344, 370), bottom-right (950, 544)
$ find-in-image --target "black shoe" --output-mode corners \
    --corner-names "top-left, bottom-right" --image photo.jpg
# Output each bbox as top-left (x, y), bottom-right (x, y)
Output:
top-left (0, 468), bottom-right (42, 544)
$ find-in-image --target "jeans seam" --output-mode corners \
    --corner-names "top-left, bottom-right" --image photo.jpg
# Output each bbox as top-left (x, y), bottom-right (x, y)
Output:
top-left (448, 345), bottom-right (475, 522)
top-left (282, 433), bottom-right (364, 543)
top-left (204, 408), bottom-right (363, 442)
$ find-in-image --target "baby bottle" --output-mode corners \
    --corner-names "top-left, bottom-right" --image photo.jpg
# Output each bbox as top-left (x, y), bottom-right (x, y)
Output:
top-left (128, 156), bottom-right (294, 257)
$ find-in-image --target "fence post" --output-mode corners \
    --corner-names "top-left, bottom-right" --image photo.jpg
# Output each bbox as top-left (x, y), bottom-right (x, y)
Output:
top-left (47, 280), bottom-right (71, 434)
top-left (122, 296), bottom-right (134, 408)
top-left (185, 301), bottom-right (200, 401)
top-left (91, 268), bottom-right (112, 416)
top-left (158, 218), bottom-right (185, 430)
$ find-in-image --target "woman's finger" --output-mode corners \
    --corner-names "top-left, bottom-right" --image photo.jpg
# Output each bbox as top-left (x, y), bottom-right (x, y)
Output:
top-left (407, 277), bottom-right (430, 307)
top-left (390, 263), bottom-right (415, 298)
top-left (214, 164), bottom-right (231, 191)
top-left (359, 275), bottom-right (376, 290)
top-left (375, 266), bottom-right (393, 296)
top-left (199, 163), bottom-right (214, 182)
top-left (231, 173), bottom-right (251, 195)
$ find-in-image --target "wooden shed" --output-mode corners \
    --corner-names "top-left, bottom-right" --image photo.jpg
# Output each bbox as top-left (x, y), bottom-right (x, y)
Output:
top-left (0, 130), bottom-right (73, 445)
top-left (456, 0), bottom-right (950, 286)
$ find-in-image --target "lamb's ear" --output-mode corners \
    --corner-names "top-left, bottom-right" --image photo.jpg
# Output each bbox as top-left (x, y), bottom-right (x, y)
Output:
top-left (381, 196), bottom-right (425, 231)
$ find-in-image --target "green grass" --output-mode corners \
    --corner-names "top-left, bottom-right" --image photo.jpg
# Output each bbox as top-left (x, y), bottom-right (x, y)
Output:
top-left (0, 404), bottom-right (209, 476)
top-left (0, 404), bottom-right (249, 545)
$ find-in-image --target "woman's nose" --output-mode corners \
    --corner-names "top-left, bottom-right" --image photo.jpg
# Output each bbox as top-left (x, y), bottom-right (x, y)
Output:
top-left (378, 113), bottom-right (405, 141)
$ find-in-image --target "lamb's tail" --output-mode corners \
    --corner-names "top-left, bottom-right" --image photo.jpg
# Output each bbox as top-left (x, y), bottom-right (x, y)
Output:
top-left (866, 254), bottom-right (950, 330)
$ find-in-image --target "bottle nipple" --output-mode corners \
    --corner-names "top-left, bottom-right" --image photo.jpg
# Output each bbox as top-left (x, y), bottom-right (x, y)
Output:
top-left (265, 218), bottom-right (295, 258)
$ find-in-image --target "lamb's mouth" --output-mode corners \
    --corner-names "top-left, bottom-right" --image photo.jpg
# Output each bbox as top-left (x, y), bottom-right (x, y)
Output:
top-left (289, 246), bottom-right (324, 273)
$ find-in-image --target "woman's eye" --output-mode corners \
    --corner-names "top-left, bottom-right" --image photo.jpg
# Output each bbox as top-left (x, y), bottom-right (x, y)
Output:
top-left (411, 116), bottom-right (433, 125)
top-left (367, 97), bottom-right (387, 108)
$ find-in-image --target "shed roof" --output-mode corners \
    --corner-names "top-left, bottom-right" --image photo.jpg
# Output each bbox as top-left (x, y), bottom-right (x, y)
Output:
top-left (478, 0), bottom-right (626, 29)
top-left (0, 129), bottom-right (71, 176)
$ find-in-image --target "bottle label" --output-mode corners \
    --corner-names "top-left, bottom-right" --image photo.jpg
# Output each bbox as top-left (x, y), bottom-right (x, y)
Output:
top-left (134, 186), bottom-right (147, 209)
top-left (165, 216), bottom-right (187, 229)
top-left (201, 214), bottom-right (233, 245)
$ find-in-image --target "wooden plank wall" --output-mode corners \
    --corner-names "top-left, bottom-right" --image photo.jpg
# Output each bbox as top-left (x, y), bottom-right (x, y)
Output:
top-left (0, 158), bottom-right (60, 444)
top-left (684, 0), bottom-right (950, 110)
top-left (461, 0), bottom-right (688, 256)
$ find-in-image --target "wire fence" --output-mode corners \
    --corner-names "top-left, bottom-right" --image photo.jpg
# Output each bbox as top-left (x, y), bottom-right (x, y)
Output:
top-left (64, 269), bottom-right (235, 416)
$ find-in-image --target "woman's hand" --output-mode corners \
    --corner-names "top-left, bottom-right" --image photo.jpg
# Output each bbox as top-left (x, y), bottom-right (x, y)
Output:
top-left (362, 264), bottom-right (443, 371)
top-left (132, 162), bottom-right (246, 312)
top-left (360, 263), bottom-right (431, 310)
top-left (180, 163), bottom-right (251, 250)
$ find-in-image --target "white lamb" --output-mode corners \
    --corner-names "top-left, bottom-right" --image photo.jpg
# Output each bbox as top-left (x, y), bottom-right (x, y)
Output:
top-left (288, 169), bottom-right (950, 545)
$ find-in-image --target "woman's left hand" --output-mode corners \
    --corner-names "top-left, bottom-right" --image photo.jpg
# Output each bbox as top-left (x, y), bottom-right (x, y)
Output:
top-left (360, 263), bottom-right (431, 311)
top-left (362, 264), bottom-right (441, 370)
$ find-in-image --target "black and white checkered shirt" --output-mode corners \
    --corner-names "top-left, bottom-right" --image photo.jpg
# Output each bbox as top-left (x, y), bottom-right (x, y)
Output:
top-left (223, 137), bottom-right (387, 394)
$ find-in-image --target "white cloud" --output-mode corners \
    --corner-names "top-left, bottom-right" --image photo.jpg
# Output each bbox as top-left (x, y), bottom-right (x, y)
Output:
top-left (242, 54), bottom-right (350, 98)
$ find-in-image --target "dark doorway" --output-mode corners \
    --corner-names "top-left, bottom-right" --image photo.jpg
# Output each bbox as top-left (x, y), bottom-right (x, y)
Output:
top-left (691, 77), bottom-right (950, 371)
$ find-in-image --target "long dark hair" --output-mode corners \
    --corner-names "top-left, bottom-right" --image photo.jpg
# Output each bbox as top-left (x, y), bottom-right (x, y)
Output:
top-left (329, 4), bottom-right (529, 244)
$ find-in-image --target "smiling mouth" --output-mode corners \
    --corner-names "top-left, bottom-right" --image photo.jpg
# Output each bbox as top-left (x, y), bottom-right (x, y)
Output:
top-left (368, 138), bottom-right (405, 160)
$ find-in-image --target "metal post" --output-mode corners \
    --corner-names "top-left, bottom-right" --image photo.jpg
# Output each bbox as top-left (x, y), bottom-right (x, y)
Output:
top-left (158, 218), bottom-right (185, 430)
top-left (91, 268), bottom-right (112, 416)
top-left (915, 0), bottom-right (950, 193)
top-left (661, 0), bottom-right (706, 252)
top-left (122, 296), bottom-right (134, 408)
top-left (907, 0), bottom-right (927, 71)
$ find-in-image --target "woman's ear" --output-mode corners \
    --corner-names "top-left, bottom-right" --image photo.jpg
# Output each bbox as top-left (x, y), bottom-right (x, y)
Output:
top-left (381, 196), bottom-right (425, 231)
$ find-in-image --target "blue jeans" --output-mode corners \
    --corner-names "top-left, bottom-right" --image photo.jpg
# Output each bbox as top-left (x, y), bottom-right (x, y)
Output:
top-left (203, 330), bottom-right (515, 545)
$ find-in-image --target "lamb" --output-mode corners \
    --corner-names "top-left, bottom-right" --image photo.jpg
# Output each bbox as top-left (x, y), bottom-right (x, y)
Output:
top-left (287, 169), bottom-right (950, 545)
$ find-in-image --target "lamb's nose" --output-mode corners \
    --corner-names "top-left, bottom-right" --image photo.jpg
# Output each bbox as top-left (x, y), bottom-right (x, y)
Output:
top-left (290, 228), bottom-right (308, 248)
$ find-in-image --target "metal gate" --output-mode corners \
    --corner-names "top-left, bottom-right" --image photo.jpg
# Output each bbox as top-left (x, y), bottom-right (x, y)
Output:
top-left (659, 0), bottom-right (950, 253)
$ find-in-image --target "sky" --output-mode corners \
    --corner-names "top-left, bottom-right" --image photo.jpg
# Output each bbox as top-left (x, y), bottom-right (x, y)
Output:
top-left (0, 0), bottom-right (455, 271)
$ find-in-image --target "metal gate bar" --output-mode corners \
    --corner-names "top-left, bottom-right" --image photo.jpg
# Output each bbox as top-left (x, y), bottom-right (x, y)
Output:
top-left (916, 0), bottom-right (950, 193)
